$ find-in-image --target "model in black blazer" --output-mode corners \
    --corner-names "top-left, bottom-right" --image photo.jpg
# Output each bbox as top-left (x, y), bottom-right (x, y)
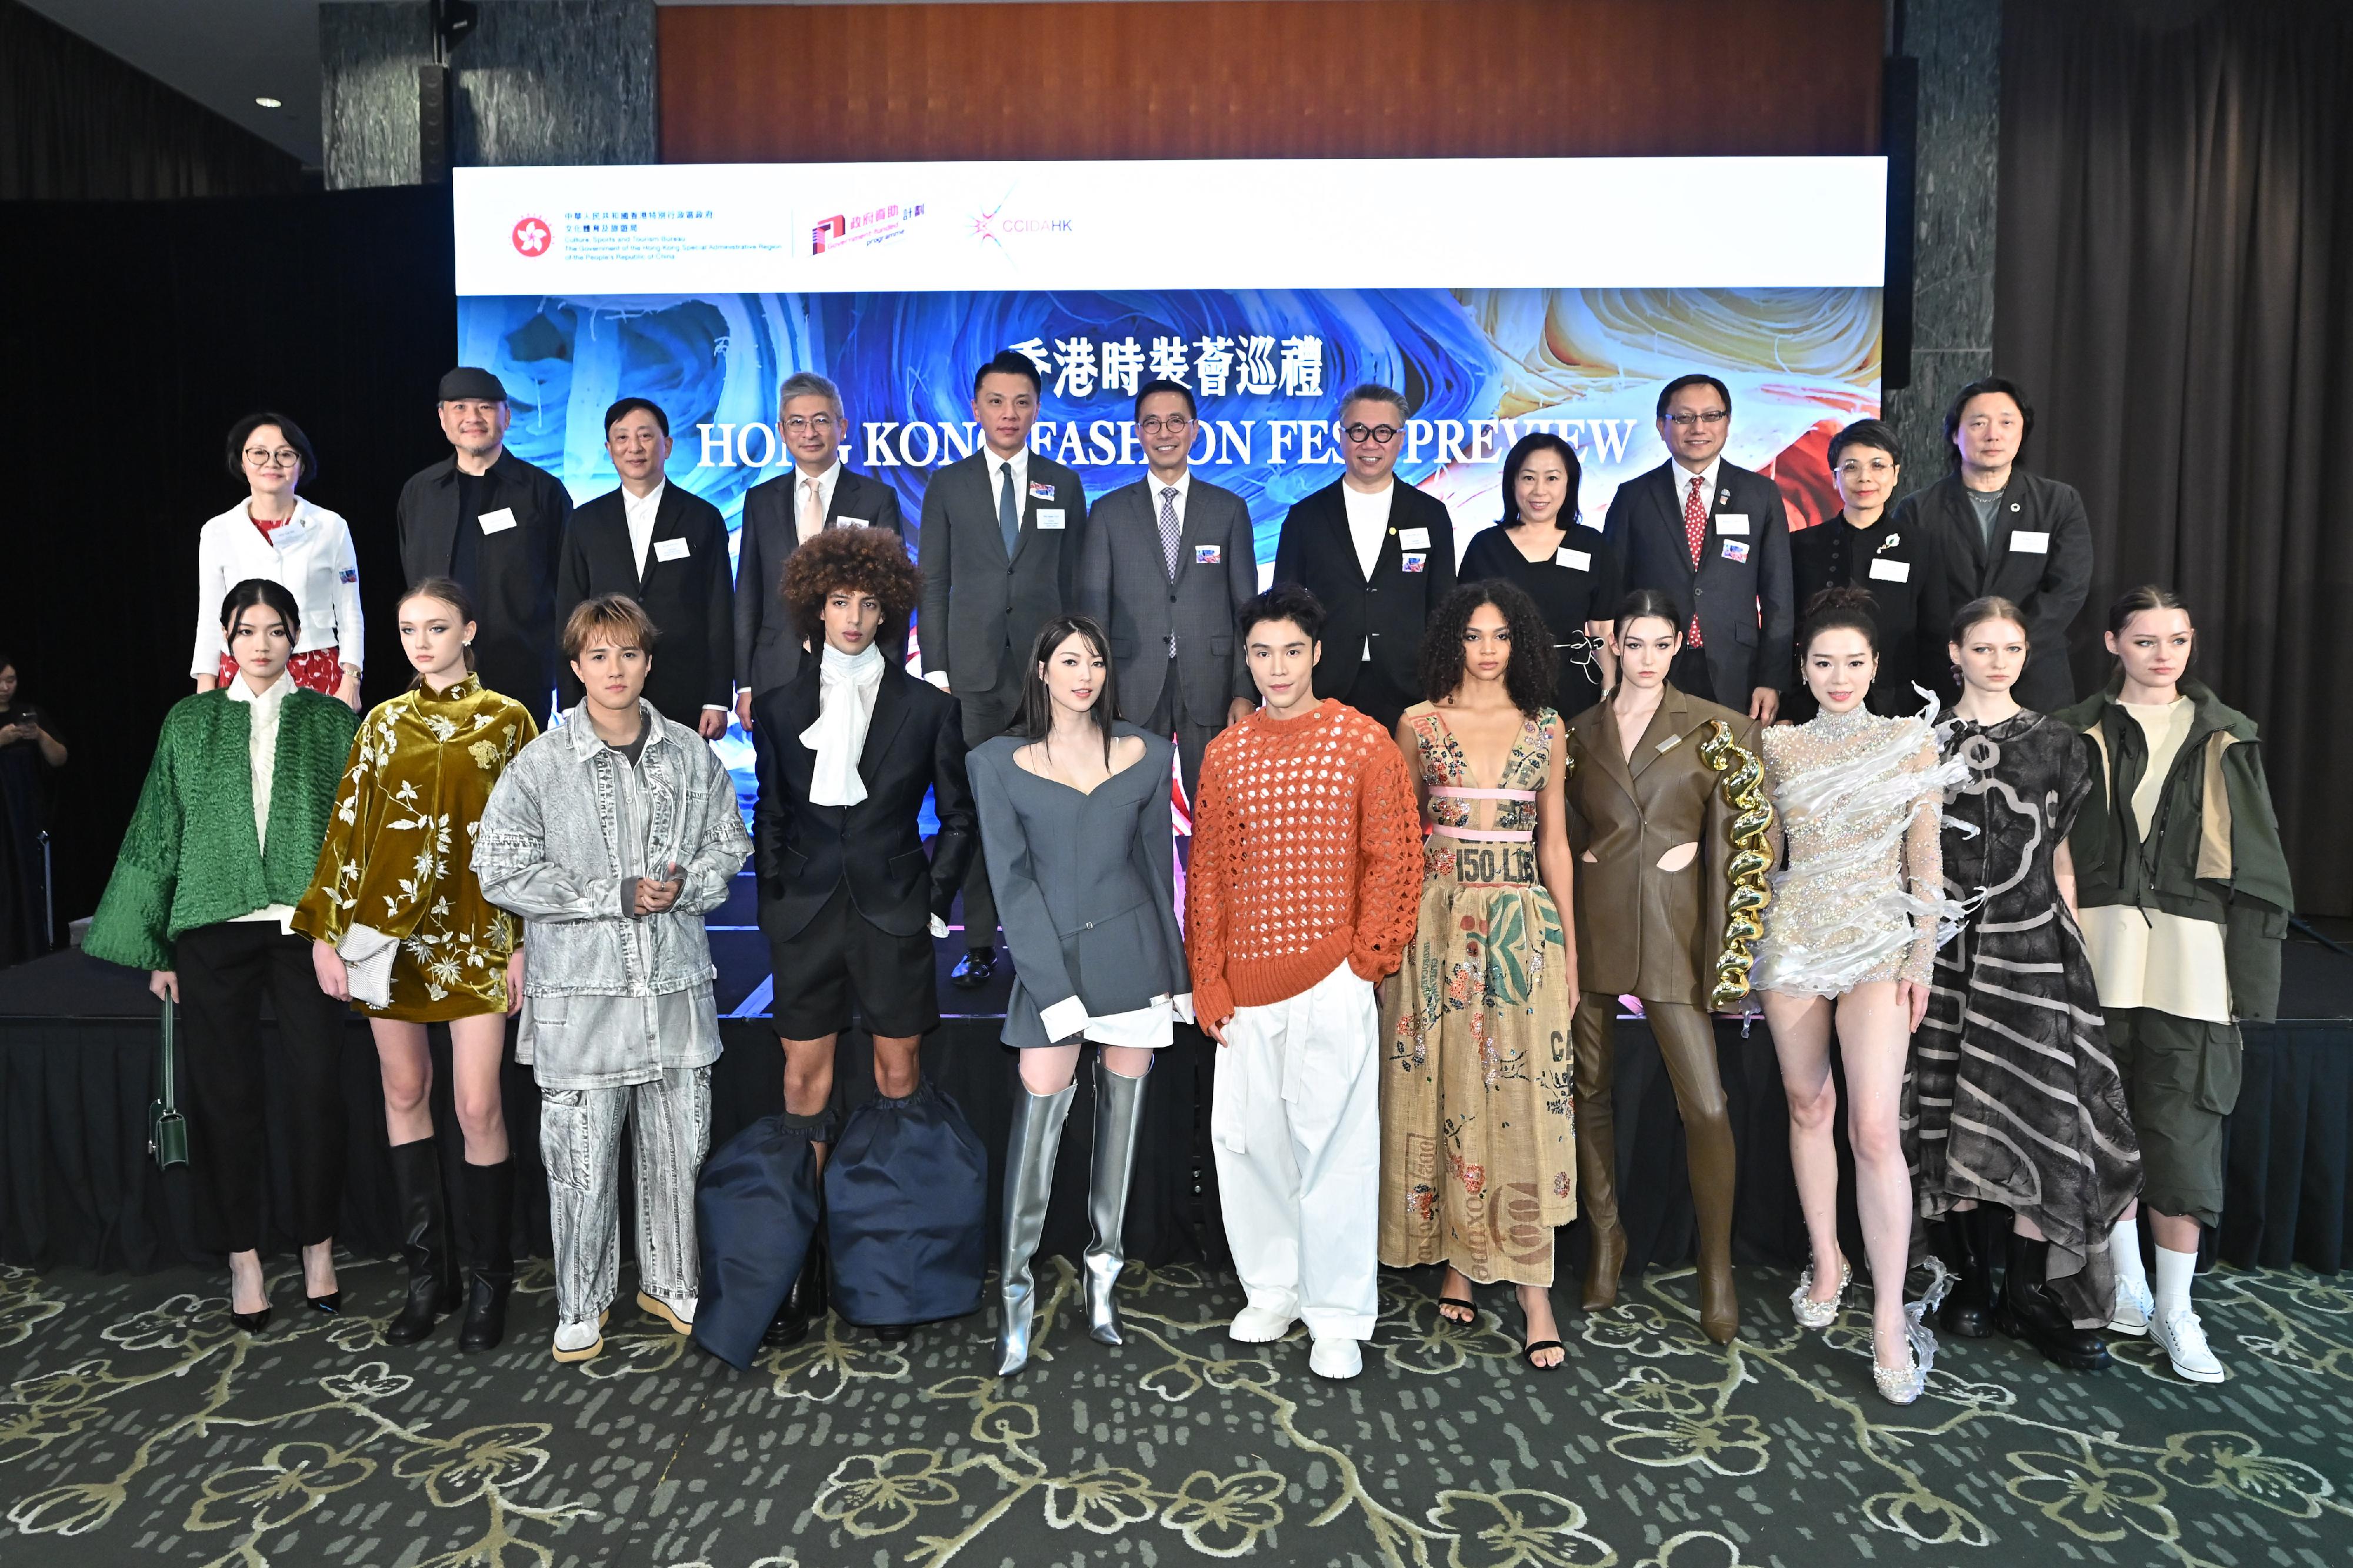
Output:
top-left (554, 483), bottom-right (734, 727)
top-left (1891, 469), bottom-right (2092, 714)
top-left (916, 449), bottom-right (1089, 729)
top-left (1271, 478), bottom-right (1457, 729)
top-left (1601, 460), bottom-right (1794, 710)
top-left (395, 448), bottom-right (574, 717)
top-left (734, 467), bottom-right (908, 706)
top-left (752, 662), bottom-right (977, 943)
top-left (1786, 513), bottom-right (1951, 719)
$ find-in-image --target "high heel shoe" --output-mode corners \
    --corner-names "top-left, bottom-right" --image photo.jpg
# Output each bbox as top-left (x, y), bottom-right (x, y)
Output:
top-left (1789, 1255), bottom-right (1852, 1330)
top-left (994, 1080), bottom-right (1076, 1376)
top-left (1872, 1258), bottom-right (1952, 1406)
top-left (307, 1292), bottom-right (342, 1316)
top-left (228, 1299), bottom-right (274, 1333)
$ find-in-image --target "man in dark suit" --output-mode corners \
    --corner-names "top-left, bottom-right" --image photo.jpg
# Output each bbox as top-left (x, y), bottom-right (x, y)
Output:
top-left (733, 371), bottom-right (908, 730)
top-left (1787, 418), bottom-right (1950, 719)
top-left (1271, 383), bottom-right (1456, 730)
top-left (395, 366), bottom-right (575, 720)
top-left (1076, 378), bottom-right (1258, 804)
top-left (917, 348), bottom-right (1088, 987)
top-left (1888, 377), bottom-right (2092, 713)
top-left (554, 398), bottom-right (733, 736)
top-left (1602, 374), bottom-right (1792, 723)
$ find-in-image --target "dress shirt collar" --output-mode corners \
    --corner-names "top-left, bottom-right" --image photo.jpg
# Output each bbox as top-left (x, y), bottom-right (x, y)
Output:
top-left (985, 445), bottom-right (1030, 493)
top-left (1148, 468), bottom-right (1191, 512)
top-left (225, 669), bottom-right (295, 708)
top-left (794, 461), bottom-right (842, 504)
top-left (1669, 456), bottom-right (1722, 504)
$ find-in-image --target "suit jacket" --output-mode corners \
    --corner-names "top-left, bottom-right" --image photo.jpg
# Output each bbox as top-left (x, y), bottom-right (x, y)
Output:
top-left (1602, 459), bottom-right (1795, 700)
top-left (1893, 469), bottom-right (2092, 713)
top-left (554, 485), bottom-right (734, 725)
top-left (1075, 473), bottom-right (1257, 726)
top-left (735, 467), bottom-right (908, 697)
top-left (1561, 685), bottom-right (1760, 1007)
top-left (1272, 478), bottom-right (1457, 704)
top-left (917, 451), bottom-right (1088, 693)
top-left (752, 663), bottom-right (977, 942)
top-left (1785, 513), bottom-right (1952, 718)
top-left (396, 449), bottom-right (574, 718)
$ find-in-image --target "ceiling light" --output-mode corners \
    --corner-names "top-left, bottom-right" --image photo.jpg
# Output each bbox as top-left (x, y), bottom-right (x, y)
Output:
top-left (255, 96), bottom-right (282, 109)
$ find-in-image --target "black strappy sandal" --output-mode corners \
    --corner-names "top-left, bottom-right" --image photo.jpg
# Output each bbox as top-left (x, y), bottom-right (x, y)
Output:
top-left (1437, 1295), bottom-right (1477, 1324)
top-left (1521, 1339), bottom-right (1566, 1371)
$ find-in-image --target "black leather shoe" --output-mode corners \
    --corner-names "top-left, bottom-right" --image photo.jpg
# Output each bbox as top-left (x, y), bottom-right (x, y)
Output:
top-left (951, 948), bottom-right (996, 990)
top-left (762, 1306), bottom-right (809, 1349)
top-left (307, 1292), bottom-right (342, 1316)
top-left (762, 1231), bottom-right (829, 1347)
top-left (1935, 1207), bottom-right (1996, 1340)
top-left (456, 1158), bottom-right (516, 1353)
top-left (873, 1323), bottom-right (915, 1345)
top-left (385, 1139), bottom-right (461, 1346)
top-left (459, 1275), bottom-right (512, 1353)
top-left (229, 1305), bottom-right (274, 1333)
top-left (1997, 1231), bottom-right (2111, 1371)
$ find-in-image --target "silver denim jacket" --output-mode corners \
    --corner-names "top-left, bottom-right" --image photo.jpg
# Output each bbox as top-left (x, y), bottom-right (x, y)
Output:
top-left (474, 701), bottom-right (752, 998)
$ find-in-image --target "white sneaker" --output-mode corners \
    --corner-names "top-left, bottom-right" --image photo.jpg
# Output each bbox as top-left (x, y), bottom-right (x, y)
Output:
top-left (1229, 1303), bottom-right (1299, 1343)
top-left (1308, 1336), bottom-right (1362, 1379)
top-left (552, 1317), bottom-right (604, 1363)
top-left (2151, 1306), bottom-right (2225, 1383)
top-left (637, 1289), bottom-right (695, 1334)
top-left (2107, 1277), bottom-right (2154, 1337)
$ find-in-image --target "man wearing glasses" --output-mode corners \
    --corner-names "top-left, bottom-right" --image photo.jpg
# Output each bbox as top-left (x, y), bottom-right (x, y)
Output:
top-left (1272, 383), bottom-right (1457, 730)
top-left (1076, 378), bottom-right (1259, 804)
top-left (1786, 418), bottom-right (1949, 718)
top-left (734, 371), bottom-right (908, 730)
top-left (1601, 375), bottom-right (1793, 723)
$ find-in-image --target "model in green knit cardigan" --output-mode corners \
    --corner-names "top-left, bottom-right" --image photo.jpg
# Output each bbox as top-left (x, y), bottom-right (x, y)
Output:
top-left (85, 581), bottom-right (360, 1332)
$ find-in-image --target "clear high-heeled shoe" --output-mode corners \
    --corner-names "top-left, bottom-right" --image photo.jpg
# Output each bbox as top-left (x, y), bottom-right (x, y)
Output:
top-left (1789, 1256), bottom-right (1852, 1330)
top-left (1873, 1258), bottom-right (1953, 1405)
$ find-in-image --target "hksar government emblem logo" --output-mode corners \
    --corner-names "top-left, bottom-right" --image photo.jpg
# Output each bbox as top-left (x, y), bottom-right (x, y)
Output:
top-left (511, 216), bottom-right (552, 256)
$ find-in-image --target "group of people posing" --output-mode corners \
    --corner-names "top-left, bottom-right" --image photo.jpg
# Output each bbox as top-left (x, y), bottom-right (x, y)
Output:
top-left (85, 352), bottom-right (2287, 1405)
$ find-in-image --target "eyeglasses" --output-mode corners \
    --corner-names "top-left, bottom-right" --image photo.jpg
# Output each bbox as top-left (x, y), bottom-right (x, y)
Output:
top-left (244, 448), bottom-right (301, 468)
top-left (1341, 423), bottom-right (1401, 445)
top-left (1834, 458), bottom-right (1895, 478)
top-left (782, 415), bottom-right (836, 433)
top-left (1665, 410), bottom-right (1729, 429)
top-left (1137, 415), bottom-right (1194, 435)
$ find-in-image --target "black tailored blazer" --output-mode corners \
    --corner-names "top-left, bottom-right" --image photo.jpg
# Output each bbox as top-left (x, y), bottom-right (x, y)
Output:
top-left (554, 485), bottom-right (735, 725)
top-left (1892, 469), bottom-right (2093, 714)
top-left (1602, 459), bottom-right (1795, 699)
top-left (1075, 473), bottom-right (1258, 726)
top-left (734, 467), bottom-right (908, 699)
top-left (916, 451), bottom-right (1088, 692)
top-left (752, 663), bottom-right (978, 942)
top-left (1786, 513), bottom-right (1952, 718)
top-left (395, 449), bottom-right (574, 716)
top-left (1272, 478), bottom-right (1457, 706)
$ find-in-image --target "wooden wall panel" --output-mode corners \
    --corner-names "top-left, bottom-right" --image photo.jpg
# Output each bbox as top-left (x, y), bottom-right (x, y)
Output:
top-left (659, 1), bottom-right (1882, 164)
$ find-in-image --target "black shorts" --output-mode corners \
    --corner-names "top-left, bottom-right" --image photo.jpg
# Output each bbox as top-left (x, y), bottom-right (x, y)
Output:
top-left (769, 883), bottom-right (940, 1041)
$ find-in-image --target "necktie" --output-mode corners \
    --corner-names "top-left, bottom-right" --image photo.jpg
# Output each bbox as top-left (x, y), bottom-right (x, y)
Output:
top-left (798, 476), bottom-right (822, 543)
top-left (998, 462), bottom-right (1020, 555)
top-left (1159, 486), bottom-right (1182, 581)
top-left (1683, 475), bottom-right (1708, 648)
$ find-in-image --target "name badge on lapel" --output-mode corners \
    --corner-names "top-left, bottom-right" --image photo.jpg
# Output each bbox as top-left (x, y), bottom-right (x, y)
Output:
top-left (1555, 548), bottom-right (1591, 572)
top-left (1715, 513), bottom-right (1751, 536)
top-left (1398, 526), bottom-right (1431, 550)
top-left (1721, 539), bottom-right (1749, 563)
top-left (478, 507), bottom-right (518, 535)
top-left (1656, 733), bottom-right (1684, 754)
top-left (654, 537), bottom-right (691, 562)
top-left (1868, 558), bottom-right (1909, 582)
top-left (2011, 530), bottom-right (2050, 553)
top-left (1035, 509), bottom-right (1066, 531)
top-left (1194, 544), bottom-right (1222, 565)
top-left (835, 516), bottom-right (868, 529)
top-left (1028, 481), bottom-right (1056, 501)
top-left (1401, 552), bottom-right (1427, 573)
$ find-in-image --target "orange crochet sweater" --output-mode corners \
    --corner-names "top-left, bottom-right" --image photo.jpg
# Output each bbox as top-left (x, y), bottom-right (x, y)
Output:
top-left (1186, 698), bottom-right (1422, 1022)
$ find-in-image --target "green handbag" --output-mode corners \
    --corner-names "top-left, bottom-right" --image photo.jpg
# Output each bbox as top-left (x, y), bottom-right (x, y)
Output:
top-left (149, 995), bottom-right (189, 1170)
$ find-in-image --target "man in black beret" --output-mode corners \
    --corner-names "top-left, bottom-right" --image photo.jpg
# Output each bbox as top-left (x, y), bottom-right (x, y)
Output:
top-left (395, 368), bottom-right (576, 719)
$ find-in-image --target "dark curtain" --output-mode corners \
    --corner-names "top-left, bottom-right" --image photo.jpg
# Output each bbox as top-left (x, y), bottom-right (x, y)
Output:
top-left (0, 188), bottom-right (454, 928)
top-left (0, 1), bottom-right (307, 199)
top-left (1996, 0), bottom-right (2353, 912)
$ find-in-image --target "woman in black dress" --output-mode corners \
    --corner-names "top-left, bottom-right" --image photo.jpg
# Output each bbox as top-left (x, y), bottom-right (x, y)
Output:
top-left (0, 653), bottom-right (68, 966)
top-left (1786, 419), bottom-right (1949, 720)
top-left (1458, 432), bottom-right (1622, 718)
top-left (1907, 596), bottom-right (2140, 1373)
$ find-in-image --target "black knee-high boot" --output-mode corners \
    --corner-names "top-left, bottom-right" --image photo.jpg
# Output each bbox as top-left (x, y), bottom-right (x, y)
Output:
top-left (1997, 1229), bottom-right (2110, 1372)
top-left (459, 1158), bottom-right (515, 1353)
top-left (1937, 1205), bottom-right (1997, 1340)
top-left (386, 1139), bottom-right (461, 1345)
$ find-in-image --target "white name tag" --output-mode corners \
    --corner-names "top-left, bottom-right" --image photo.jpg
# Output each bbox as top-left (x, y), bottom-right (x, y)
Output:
top-left (1555, 548), bottom-right (1592, 572)
top-left (1397, 526), bottom-right (1431, 550)
top-left (1035, 509), bottom-right (1066, 531)
top-left (653, 537), bottom-right (690, 562)
top-left (1867, 558), bottom-right (1909, 583)
top-left (1715, 513), bottom-right (1750, 536)
top-left (835, 516), bottom-right (868, 529)
top-left (2011, 530), bottom-right (2050, 553)
top-left (478, 507), bottom-right (518, 535)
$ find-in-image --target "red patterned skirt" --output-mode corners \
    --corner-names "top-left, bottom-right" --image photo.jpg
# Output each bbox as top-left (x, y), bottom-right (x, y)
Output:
top-left (218, 645), bottom-right (345, 695)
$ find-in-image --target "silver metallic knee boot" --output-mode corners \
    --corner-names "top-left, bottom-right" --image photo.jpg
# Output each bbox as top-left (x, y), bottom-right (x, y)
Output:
top-left (995, 1080), bottom-right (1075, 1376)
top-left (1083, 1057), bottom-right (1151, 1346)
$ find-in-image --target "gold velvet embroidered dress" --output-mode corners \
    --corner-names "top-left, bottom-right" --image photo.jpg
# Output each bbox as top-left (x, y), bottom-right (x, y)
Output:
top-left (1378, 705), bottom-right (1576, 1286)
top-left (295, 675), bottom-right (538, 1021)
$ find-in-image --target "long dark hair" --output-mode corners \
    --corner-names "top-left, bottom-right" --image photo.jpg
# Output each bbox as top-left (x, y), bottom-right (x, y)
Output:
top-left (1498, 431), bottom-right (1582, 530)
top-left (1422, 581), bottom-right (1555, 718)
top-left (399, 576), bottom-right (479, 690)
top-left (1018, 614), bottom-right (1119, 763)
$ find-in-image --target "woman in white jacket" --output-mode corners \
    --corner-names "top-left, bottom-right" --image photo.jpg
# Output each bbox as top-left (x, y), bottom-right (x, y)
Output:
top-left (192, 413), bottom-right (364, 709)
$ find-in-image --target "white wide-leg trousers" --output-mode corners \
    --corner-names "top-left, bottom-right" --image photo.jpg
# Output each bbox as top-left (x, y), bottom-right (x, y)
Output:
top-left (539, 1065), bottom-right (712, 1326)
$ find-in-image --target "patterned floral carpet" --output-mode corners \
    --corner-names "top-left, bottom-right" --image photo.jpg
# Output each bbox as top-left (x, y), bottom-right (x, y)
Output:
top-left (2, 1253), bottom-right (2349, 1567)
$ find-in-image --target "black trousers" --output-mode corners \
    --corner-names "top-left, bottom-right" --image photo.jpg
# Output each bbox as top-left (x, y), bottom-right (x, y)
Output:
top-left (955, 663), bottom-right (1025, 949)
top-left (174, 920), bottom-right (349, 1254)
top-left (1338, 659), bottom-right (1415, 733)
top-left (1147, 658), bottom-right (1227, 810)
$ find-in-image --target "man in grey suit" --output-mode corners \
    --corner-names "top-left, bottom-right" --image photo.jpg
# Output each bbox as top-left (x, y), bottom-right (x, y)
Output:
top-left (917, 348), bottom-right (1089, 987)
top-left (1077, 378), bottom-right (1258, 805)
top-left (732, 371), bottom-right (909, 730)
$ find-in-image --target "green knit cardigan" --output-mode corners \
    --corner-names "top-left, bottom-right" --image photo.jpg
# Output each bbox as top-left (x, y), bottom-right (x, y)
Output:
top-left (84, 688), bottom-right (361, 972)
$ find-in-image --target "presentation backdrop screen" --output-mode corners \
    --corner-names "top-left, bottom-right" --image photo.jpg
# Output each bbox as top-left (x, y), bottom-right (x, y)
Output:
top-left (452, 158), bottom-right (1886, 576)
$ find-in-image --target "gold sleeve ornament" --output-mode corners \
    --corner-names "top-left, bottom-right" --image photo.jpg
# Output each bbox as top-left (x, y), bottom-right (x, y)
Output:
top-left (1699, 719), bottom-right (1777, 1010)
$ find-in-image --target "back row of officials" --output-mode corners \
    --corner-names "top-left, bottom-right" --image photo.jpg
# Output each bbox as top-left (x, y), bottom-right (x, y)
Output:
top-left (190, 356), bottom-right (2090, 980)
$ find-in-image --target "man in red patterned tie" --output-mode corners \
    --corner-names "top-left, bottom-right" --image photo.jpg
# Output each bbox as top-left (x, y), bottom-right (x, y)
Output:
top-left (1599, 375), bottom-right (1792, 723)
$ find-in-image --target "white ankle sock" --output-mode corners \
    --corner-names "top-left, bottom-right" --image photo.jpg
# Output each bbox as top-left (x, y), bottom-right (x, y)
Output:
top-left (2109, 1219), bottom-right (2149, 1297)
top-left (2153, 1245), bottom-right (2197, 1322)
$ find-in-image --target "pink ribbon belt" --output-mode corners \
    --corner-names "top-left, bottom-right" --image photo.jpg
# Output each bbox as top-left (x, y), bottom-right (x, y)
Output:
top-left (1428, 786), bottom-right (1537, 843)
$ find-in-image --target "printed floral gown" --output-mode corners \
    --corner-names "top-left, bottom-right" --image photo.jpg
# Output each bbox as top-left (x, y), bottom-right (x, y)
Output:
top-left (1378, 704), bottom-right (1577, 1286)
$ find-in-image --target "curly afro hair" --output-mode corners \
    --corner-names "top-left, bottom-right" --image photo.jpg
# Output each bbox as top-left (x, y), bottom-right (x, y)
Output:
top-left (781, 527), bottom-right (922, 646)
top-left (1419, 578), bottom-right (1557, 718)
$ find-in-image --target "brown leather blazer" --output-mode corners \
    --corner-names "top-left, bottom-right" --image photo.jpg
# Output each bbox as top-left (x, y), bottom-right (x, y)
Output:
top-left (1563, 683), bottom-right (1761, 1006)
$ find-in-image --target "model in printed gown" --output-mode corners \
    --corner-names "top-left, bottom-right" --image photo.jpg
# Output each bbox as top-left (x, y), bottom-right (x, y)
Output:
top-left (297, 578), bottom-right (539, 1352)
top-left (970, 615), bottom-right (1191, 1375)
top-left (1752, 588), bottom-right (1967, 1403)
top-left (1378, 581), bottom-right (1579, 1371)
top-left (1908, 596), bottom-right (2141, 1375)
